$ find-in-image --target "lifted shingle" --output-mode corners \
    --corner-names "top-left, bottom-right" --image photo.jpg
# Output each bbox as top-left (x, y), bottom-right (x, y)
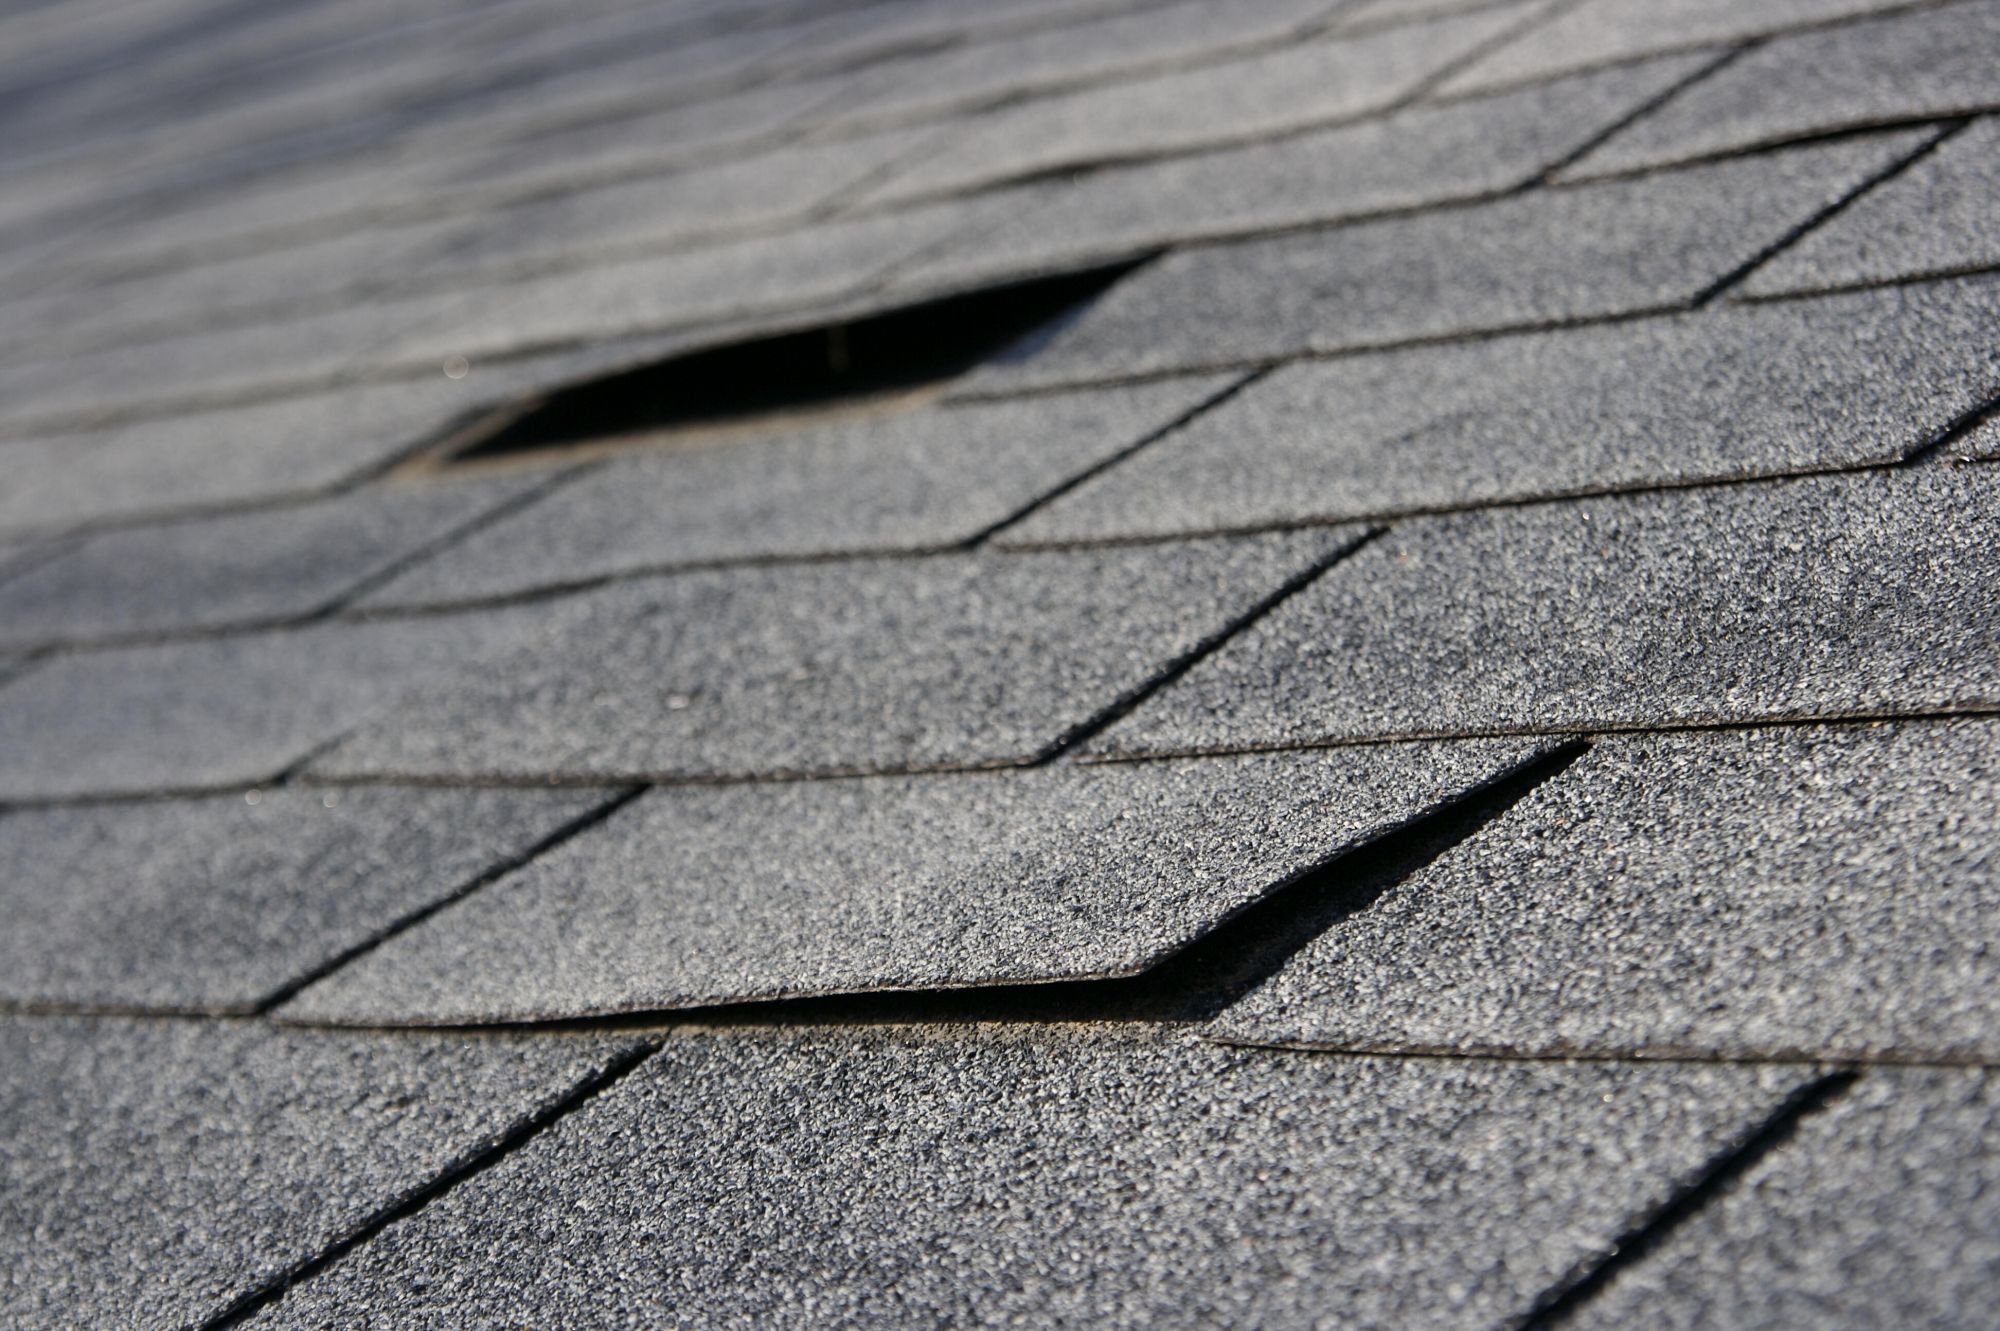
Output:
top-left (1211, 721), bottom-right (2000, 1061)
top-left (280, 738), bottom-right (1546, 1024)
top-left (359, 373), bottom-right (1239, 611)
top-left (999, 276), bottom-right (2000, 543)
top-left (0, 1016), bottom-right (648, 1331)
top-left (1087, 466), bottom-right (2000, 755)
top-left (248, 1027), bottom-right (1809, 1331)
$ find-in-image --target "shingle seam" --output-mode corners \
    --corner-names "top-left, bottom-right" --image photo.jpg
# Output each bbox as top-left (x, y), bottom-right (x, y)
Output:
top-left (195, 1034), bottom-right (665, 1331)
top-left (1514, 44), bottom-right (1751, 189)
top-left (961, 368), bottom-right (1270, 548)
top-left (1688, 119), bottom-right (1968, 306)
top-left (1035, 527), bottom-right (1384, 762)
top-left (250, 785), bottom-right (648, 1015)
top-left (1512, 1070), bottom-right (1862, 1331)
top-left (1078, 707), bottom-right (2000, 767)
top-left (303, 462), bottom-right (602, 622)
top-left (992, 451), bottom-right (1938, 553)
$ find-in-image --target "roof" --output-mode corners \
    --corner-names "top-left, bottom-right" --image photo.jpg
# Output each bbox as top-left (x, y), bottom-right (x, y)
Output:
top-left (2, 0), bottom-right (1998, 1326)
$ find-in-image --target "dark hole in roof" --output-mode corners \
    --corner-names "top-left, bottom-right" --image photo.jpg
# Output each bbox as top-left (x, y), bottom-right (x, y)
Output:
top-left (431, 261), bottom-right (1153, 469)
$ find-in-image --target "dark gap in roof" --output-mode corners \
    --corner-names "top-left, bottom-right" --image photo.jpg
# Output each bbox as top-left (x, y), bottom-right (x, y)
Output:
top-left (428, 262), bottom-right (1151, 470)
top-left (430, 739), bottom-right (1591, 1036)
top-left (1516, 1068), bottom-right (1862, 1329)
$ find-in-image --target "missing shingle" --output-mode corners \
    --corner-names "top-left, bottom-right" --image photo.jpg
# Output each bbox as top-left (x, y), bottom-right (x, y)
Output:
top-left (419, 264), bottom-right (1150, 472)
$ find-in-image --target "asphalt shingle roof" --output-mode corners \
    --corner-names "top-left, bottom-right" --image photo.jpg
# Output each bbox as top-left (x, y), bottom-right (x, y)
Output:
top-left (4, 0), bottom-right (1999, 1324)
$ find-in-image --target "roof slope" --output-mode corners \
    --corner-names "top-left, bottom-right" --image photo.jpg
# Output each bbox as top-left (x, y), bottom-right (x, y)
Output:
top-left (3, 0), bottom-right (1999, 1326)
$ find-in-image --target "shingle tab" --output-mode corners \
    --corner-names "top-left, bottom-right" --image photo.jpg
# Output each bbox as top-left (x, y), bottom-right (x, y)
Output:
top-left (898, 53), bottom-right (1720, 292)
top-left (1741, 117), bottom-right (2000, 297)
top-left (1433, 0), bottom-right (1928, 98)
top-left (1086, 467), bottom-right (2000, 756)
top-left (315, 530), bottom-right (1362, 783)
top-left (281, 739), bottom-right (1547, 1024)
top-left (249, 1027), bottom-right (1806, 1331)
top-left (964, 133), bottom-right (1927, 392)
top-left (0, 471), bottom-right (544, 649)
top-left (1558, 1), bottom-right (2000, 179)
top-left (1210, 722), bottom-right (2000, 1060)
top-left (0, 1016), bottom-right (647, 1331)
top-left (359, 374), bottom-right (1239, 611)
top-left (0, 785), bottom-right (614, 1012)
top-left (857, 2), bottom-right (1541, 207)
top-left (999, 277), bottom-right (2000, 543)
top-left (1566, 1069), bottom-right (2000, 1331)
top-left (0, 605), bottom-right (556, 800)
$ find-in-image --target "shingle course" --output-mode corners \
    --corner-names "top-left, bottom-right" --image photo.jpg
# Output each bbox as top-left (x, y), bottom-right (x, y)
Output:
top-left (0, 785), bottom-right (614, 1012)
top-left (316, 530), bottom-right (1361, 784)
top-left (0, 1016), bottom-right (647, 1331)
top-left (998, 276), bottom-right (2000, 543)
top-left (1088, 466), bottom-right (2000, 755)
top-left (965, 131), bottom-right (1930, 392)
top-left (249, 1027), bottom-right (1808, 1331)
top-left (1211, 720), bottom-right (2000, 1060)
top-left (1558, 0), bottom-right (2000, 178)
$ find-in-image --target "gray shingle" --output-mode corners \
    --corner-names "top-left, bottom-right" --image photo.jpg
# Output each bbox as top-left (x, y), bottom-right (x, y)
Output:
top-left (1566, 1069), bottom-right (2000, 1331)
top-left (313, 530), bottom-right (1360, 784)
top-left (358, 374), bottom-right (1239, 612)
top-left (425, 123), bottom-right (950, 278)
top-left (1433, 0), bottom-right (1931, 98)
top-left (964, 132), bottom-right (1928, 393)
top-left (1558, 0), bottom-right (2000, 179)
top-left (0, 785), bottom-right (614, 1012)
top-left (999, 277), bottom-right (2000, 543)
top-left (282, 738), bottom-right (1546, 1024)
top-left (896, 52), bottom-right (1720, 292)
top-left (855, 2), bottom-right (1542, 207)
top-left (816, 0), bottom-right (1346, 132)
top-left (0, 1016), bottom-right (646, 1331)
top-left (249, 1026), bottom-right (1808, 1331)
top-left (0, 604), bottom-right (557, 801)
top-left (1210, 721), bottom-right (2000, 1061)
top-left (1964, 421), bottom-right (2000, 461)
top-left (0, 471), bottom-right (546, 649)
top-left (1086, 466), bottom-right (2000, 756)
top-left (1741, 117), bottom-right (2000, 297)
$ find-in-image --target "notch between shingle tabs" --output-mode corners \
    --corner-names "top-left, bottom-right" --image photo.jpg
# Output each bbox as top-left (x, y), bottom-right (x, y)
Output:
top-left (404, 262), bottom-right (1154, 474)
